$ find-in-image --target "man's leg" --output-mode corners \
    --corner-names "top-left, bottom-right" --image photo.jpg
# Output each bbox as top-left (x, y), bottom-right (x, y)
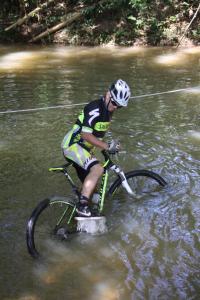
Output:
top-left (81, 163), bottom-right (104, 199)
top-left (76, 163), bottom-right (103, 217)
top-left (62, 143), bottom-right (102, 216)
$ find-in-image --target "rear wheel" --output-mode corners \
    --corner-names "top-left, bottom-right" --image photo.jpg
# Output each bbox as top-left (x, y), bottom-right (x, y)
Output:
top-left (108, 170), bottom-right (167, 197)
top-left (26, 196), bottom-right (77, 259)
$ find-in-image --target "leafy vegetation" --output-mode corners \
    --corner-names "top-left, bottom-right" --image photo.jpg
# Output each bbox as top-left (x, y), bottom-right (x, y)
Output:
top-left (0, 0), bottom-right (199, 46)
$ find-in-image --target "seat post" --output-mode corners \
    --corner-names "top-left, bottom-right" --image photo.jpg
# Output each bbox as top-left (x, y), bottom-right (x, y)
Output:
top-left (63, 170), bottom-right (80, 199)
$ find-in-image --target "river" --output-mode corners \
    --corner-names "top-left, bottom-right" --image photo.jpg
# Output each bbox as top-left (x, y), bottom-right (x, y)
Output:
top-left (0, 45), bottom-right (200, 300)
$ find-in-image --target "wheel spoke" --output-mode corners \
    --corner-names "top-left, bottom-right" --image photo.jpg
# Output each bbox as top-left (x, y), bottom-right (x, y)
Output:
top-left (27, 199), bottom-right (77, 258)
top-left (109, 170), bottom-right (166, 198)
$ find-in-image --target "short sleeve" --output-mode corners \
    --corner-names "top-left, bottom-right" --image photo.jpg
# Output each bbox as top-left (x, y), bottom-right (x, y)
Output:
top-left (82, 104), bottom-right (100, 133)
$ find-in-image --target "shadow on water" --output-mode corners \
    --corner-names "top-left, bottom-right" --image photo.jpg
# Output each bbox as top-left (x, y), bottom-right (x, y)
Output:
top-left (0, 45), bottom-right (200, 299)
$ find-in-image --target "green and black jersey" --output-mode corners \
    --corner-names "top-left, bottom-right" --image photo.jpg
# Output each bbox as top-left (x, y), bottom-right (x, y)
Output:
top-left (68, 97), bottom-right (112, 150)
top-left (76, 97), bottom-right (111, 136)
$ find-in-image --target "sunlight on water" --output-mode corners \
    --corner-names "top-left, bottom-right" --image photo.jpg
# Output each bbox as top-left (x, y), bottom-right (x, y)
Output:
top-left (154, 52), bottom-right (188, 65)
top-left (0, 51), bottom-right (37, 70)
top-left (154, 47), bottom-right (200, 66)
top-left (188, 130), bottom-right (200, 141)
top-left (16, 295), bottom-right (40, 300)
top-left (33, 238), bottom-right (120, 299)
top-left (182, 46), bottom-right (200, 55)
top-left (90, 282), bottom-right (118, 300)
top-left (0, 51), bottom-right (55, 71)
top-left (34, 242), bottom-right (82, 284)
top-left (0, 46), bottom-right (199, 72)
top-left (0, 46), bottom-right (147, 71)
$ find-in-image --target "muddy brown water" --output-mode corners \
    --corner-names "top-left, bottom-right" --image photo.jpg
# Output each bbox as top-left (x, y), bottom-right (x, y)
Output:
top-left (0, 45), bottom-right (200, 300)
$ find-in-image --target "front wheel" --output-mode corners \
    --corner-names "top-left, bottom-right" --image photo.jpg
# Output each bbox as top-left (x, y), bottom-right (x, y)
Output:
top-left (108, 170), bottom-right (167, 196)
top-left (26, 196), bottom-right (77, 259)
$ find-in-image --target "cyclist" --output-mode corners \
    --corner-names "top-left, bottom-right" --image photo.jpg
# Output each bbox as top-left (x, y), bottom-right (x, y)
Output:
top-left (61, 79), bottom-right (131, 217)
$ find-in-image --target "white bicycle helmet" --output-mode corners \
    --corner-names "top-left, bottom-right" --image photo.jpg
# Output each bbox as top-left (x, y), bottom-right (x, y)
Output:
top-left (109, 79), bottom-right (131, 107)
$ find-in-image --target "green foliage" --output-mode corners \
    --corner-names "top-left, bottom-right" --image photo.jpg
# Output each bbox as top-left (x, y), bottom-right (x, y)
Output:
top-left (129, 0), bottom-right (148, 10)
top-left (0, 0), bottom-right (199, 45)
top-left (191, 28), bottom-right (200, 41)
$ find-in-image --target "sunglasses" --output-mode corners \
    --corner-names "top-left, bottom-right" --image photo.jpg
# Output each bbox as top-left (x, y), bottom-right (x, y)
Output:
top-left (110, 98), bottom-right (122, 109)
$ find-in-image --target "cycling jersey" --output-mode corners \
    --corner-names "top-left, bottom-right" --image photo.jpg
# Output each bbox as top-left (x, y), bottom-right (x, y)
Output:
top-left (61, 97), bottom-right (112, 172)
top-left (76, 97), bottom-right (111, 138)
top-left (62, 97), bottom-right (112, 151)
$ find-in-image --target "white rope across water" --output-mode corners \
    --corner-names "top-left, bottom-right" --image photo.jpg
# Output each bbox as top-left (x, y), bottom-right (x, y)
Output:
top-left (0, 86), bottom-right (199, 115)
top-left (130, 86), bottom-right (200, 99)
top-left (0, 102), bottom-right (88, 115)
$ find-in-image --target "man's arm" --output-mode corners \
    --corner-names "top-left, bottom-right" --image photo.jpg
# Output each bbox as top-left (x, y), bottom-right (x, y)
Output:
top-left (81, 132), bottom-right (108, 150)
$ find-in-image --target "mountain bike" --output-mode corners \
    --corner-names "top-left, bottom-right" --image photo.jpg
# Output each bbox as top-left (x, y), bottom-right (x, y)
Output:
top-left (26, 150), bottom-right (167, 259)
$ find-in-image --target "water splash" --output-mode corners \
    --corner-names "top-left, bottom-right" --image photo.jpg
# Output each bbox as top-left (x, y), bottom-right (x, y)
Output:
top-left (188, 130), bottom-right (200, 140)
top-left (75, 216), bottom-right (108, 234)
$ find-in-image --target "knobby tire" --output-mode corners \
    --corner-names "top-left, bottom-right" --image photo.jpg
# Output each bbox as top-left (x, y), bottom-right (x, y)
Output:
top-left (108, 169), bottom-right (167, 195)
top-left (26, 196), bottom-right (76, 259)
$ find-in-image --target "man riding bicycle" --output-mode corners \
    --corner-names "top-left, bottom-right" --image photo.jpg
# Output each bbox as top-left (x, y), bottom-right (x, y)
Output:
top-left (61, 79), bottom-right (131, 217)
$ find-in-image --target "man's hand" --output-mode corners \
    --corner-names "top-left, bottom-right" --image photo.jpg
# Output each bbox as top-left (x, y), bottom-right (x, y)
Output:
top-left (107, 139), bottom-right (120, 154)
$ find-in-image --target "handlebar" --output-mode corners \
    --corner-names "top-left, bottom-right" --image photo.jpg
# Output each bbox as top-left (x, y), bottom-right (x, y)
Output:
top-left (101, 150), bottom-right (111, 161)
top-left (101, 149), bottom-right (126, 161)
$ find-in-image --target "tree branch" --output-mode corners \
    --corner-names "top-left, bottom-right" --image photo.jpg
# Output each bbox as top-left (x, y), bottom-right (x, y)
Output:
top-left (5, 0), bottom-right (55, 31)
top-left (176, 3), bottom-right (200, 48)
top-left (29, 0), bottom-right (107, 43)
top-left (29, 11), bottom-right (83, 42)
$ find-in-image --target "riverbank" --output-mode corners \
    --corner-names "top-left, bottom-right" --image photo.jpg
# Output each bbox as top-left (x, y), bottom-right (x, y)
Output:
top-left (0, 1), bottom-right (199, 47)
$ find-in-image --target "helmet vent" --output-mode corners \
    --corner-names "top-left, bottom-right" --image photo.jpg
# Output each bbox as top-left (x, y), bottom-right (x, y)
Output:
top-left (109, 79), bottom-right (131, 107)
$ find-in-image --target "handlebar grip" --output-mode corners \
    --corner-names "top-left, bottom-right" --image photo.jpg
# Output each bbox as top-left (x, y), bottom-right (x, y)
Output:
top-left (101, 150), bottom-right (110, 160)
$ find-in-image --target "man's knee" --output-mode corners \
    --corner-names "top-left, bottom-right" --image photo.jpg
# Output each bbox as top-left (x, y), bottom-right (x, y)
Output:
top-left (90, 163), bottom-right (104, 177)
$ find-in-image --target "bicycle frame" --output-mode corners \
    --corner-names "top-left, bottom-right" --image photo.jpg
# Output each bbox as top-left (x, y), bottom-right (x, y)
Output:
top-left (27, 150), bottom-right (167, 258)
top-left (49, 150), bottom-right (134, 219)
top-left (98, 163), bottom-right (109, 213)
top-left (99, 151), bottom-right (135, 211)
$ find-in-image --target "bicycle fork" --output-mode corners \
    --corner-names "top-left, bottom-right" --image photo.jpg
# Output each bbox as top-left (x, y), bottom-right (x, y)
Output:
top-left (98, 164), bottom-right (135, 213)
top-left (110, 164), bottom-right (135, 195)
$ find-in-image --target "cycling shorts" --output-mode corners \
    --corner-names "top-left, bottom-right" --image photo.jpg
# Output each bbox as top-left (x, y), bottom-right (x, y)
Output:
top-left (61, 130), bottom-right (99, 172)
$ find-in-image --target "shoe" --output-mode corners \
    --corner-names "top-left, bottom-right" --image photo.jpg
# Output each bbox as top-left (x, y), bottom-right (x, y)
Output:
top-left (76, 203), bottom-right (92, 217)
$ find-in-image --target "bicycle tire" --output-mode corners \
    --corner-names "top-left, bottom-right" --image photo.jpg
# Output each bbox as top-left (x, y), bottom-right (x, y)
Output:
top-left (26, 196), bottom-right (77, 259)
top-left (108, 169), bottom-right (167, 196)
